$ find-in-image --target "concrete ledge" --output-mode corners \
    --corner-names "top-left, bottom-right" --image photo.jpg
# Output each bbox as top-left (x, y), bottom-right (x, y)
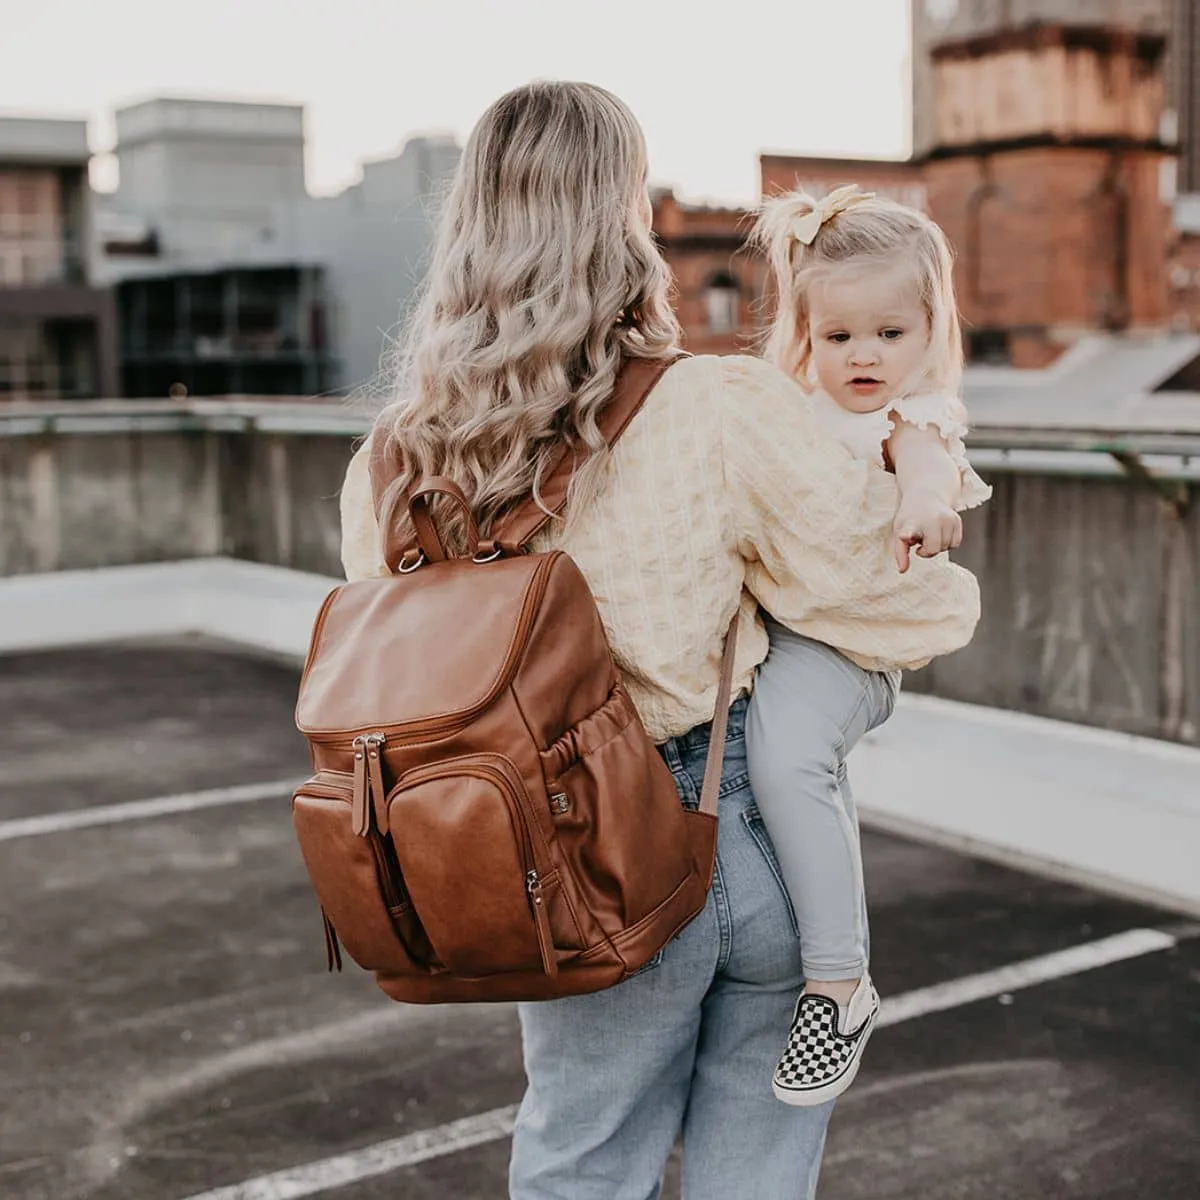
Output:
top-left (1, 558), bottom-right (1197, 915)
top-left (3, 398), bottom-right (1200, 459)
top-left (855, 698), bottom-right (1200, 918)
top-left (0, 557), bottom-right (336, 661)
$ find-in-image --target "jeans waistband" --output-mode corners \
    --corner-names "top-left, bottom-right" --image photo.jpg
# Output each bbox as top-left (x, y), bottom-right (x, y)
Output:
top-left (666, 695), bottom-right (748, 757)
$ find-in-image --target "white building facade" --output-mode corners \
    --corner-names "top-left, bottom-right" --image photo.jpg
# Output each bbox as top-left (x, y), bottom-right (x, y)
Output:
top-left (96, 96), bottom-right (460, 396)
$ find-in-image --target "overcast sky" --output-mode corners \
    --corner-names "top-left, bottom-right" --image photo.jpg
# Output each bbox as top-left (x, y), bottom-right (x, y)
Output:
top-left (5, 0), bottom-right (912, 204)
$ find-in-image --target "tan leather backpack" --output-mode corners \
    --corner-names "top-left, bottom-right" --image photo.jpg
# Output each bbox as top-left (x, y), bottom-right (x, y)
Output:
top-left (292, 356), bottom-right (737, 1004)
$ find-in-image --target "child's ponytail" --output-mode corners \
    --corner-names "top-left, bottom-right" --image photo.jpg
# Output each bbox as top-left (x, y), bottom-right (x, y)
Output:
top-left (752, 191), bottom-right (824, 384)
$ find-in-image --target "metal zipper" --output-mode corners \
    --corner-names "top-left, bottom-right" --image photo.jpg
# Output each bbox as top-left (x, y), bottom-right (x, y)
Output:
top-left (350, 732), bottom-right (388, 836)
top-left (526, 869), bottom-right (557, 977)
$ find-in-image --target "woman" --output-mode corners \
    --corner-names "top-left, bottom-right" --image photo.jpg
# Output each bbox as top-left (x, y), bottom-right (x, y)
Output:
top-left (339, 81), bottom-right (979, 1199)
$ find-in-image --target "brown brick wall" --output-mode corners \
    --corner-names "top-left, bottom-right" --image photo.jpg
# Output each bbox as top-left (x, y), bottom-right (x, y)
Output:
top-left (924, 147), bottom-right (1171, 340)
top-left (651, 193), bottom-right (762, 356)
top-left (911, 0), bottom-right (1171, 155)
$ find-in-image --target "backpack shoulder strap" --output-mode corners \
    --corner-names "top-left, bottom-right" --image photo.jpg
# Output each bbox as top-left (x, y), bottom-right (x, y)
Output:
top-left (699, 614), bottom-right (739, 817)
top-left (367, 353), bottom-right (685, 569)
top-left (485, 352), bottom-right (686, 553)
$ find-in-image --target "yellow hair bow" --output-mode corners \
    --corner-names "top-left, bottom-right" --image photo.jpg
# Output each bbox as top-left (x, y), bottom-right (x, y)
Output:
top-left (790, 184), bottom-right (876, 246)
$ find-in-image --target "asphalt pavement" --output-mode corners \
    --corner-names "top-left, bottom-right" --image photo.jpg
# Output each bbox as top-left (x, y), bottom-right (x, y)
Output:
top-left (0, 641), bottom-right (1195, 1200)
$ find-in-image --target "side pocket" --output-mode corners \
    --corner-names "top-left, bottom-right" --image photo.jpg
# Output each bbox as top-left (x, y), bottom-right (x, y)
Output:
top-left (542, 695), bottom-right (697, 935)
top-left (741, 805), bottom-right (801, 940)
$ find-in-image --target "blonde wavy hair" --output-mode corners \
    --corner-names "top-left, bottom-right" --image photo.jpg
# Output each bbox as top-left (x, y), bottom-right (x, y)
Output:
top-left (754, 187), bottom-right (963, 395)
top-left (370, 80), bottom-right (681, 558)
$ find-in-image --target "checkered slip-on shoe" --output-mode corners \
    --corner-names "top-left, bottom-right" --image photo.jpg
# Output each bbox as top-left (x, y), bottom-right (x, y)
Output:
top-left (772, 976), bottom-right (880, 1106)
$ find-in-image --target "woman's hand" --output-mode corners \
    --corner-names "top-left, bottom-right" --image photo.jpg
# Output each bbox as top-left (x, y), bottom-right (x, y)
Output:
top-left (892, 491), bottom-right (962, 574)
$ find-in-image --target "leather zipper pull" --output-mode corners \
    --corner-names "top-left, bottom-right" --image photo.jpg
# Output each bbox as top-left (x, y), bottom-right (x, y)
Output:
top-left (351, 737), bottom-right (370, 837)
top-left (526, 870), bottom-right (558, 978)
top-left (365, 734), bottom-right (389, 834)
top-left (322, 910), bottom-right (343, 972)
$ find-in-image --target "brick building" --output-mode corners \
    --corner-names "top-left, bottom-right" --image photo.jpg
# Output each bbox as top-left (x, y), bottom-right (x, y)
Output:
top-left (910, 0), bottom-right (1200, 340)
top-left (910, 0), bottom-right (1172, 155)
top-left (650, 191), bottom-right (763, 355)
top-left (758, 18), bottom-right (1187, 365)
top-left (929, 23), bottom-right (1174, 364)
top-left (912, 0), bottom-right (1199, 194)
top-left (652, 4), bottom-right (1200, 356)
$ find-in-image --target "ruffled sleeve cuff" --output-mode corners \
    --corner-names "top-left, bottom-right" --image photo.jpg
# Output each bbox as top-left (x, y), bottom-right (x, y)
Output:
top-left (890, 391), bottom-right (993, 512)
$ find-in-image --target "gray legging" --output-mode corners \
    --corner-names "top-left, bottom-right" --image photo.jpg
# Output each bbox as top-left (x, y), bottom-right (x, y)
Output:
top-left (745, 617), bottom-right (899, 981)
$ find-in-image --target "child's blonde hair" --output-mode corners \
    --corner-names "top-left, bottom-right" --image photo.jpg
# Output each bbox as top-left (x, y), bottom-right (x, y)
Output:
top-left (754, 186), bottom-right (963, 395)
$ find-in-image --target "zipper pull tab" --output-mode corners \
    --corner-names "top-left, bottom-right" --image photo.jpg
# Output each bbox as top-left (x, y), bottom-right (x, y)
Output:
top-left (350, 733), bottom-right (388, 838)
top-left (526, 870), bottom-right (558, 978)
top-left (365, 733), bottom-right (388, 833)
top-left (351, 737), bottom-right (370, 837)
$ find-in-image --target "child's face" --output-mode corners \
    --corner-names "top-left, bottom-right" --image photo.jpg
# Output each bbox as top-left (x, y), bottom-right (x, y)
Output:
top-left (807, 262), bottom-right (931, 413)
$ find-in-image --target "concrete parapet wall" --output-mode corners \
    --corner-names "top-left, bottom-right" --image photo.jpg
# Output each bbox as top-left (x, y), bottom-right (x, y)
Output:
top-left (0, 424), bottom-right (351, 579)
top-left (0, 412), bottom-right (1195, 745)
top-left (909, 472), bottom-right (1198, 744)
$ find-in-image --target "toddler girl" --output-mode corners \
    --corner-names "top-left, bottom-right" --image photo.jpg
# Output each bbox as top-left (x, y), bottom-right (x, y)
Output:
top-left (747, 185), bottom-right (991, 1106)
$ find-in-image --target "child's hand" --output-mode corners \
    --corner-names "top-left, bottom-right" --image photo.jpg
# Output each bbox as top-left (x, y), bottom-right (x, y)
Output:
top-left (893, 492), bottom-right (963, 573)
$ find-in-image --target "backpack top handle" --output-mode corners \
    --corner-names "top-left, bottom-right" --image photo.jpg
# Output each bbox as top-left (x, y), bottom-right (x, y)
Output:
top-left (406, 476), bottom-right (484, 565)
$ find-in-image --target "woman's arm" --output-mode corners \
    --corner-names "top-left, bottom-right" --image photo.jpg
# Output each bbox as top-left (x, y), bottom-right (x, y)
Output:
top-left (339, 439), bottom-right (390, 581)
top-left (719, 356), bottom-right (980, 672)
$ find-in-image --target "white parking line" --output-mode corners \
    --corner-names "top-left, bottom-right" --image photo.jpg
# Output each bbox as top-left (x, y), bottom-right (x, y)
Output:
top-left (876, 926), bottom-right (1179, 1027)
top-left (0, 779), bottom-right (300, 842)
top-left (180, 924), bottom-right (1189, 1200)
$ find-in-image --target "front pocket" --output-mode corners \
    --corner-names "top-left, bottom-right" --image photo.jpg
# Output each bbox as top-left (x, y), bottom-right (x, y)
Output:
top-left (292, 772), bottom-right (436, 974)
top-left (742, 806), bottom-right (801, 940)
top-left (630, 947), bottom-right (665, 978)
top-left (387, 755), bottom-right (558, 977)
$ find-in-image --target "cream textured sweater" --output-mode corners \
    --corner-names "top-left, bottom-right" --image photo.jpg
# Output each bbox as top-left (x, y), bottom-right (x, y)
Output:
top-left (339, 354), bottom-right (981, 743)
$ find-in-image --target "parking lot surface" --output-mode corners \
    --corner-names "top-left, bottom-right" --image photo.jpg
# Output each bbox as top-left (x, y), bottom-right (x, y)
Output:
top-left (1, 641), bottom-right (1196, 1200)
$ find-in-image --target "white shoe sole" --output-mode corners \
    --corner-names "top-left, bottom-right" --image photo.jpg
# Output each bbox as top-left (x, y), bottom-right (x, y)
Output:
top-left (771, 1004), bottom-right (879, 1107)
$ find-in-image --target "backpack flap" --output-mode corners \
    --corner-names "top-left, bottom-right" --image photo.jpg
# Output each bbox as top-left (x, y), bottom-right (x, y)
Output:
top-left (295, 550), bottom-right (551, 740)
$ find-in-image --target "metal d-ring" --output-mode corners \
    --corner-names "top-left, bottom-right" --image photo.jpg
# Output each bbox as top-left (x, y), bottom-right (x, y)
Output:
top-left (472, 547), bottom-right (503, 564)
top-left (397, 551), bottom-right (426, 574)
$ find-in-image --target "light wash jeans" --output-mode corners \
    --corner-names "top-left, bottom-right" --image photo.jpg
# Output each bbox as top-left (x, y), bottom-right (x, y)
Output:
top-left (510, 698), bottom-right (833, 1200)
top-left (745, 619), bottom-right (900, 983)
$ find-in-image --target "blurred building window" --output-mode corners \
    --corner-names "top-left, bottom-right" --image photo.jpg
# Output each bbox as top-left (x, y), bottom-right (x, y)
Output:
top-left (0, 322), bottom-right (58, 399)
top-left (967, 328), bottom-right (1010, 365)
top-left (0, 169), bottom-right (65, 284)
top-left (704, 272), bottom-right (741, 333)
